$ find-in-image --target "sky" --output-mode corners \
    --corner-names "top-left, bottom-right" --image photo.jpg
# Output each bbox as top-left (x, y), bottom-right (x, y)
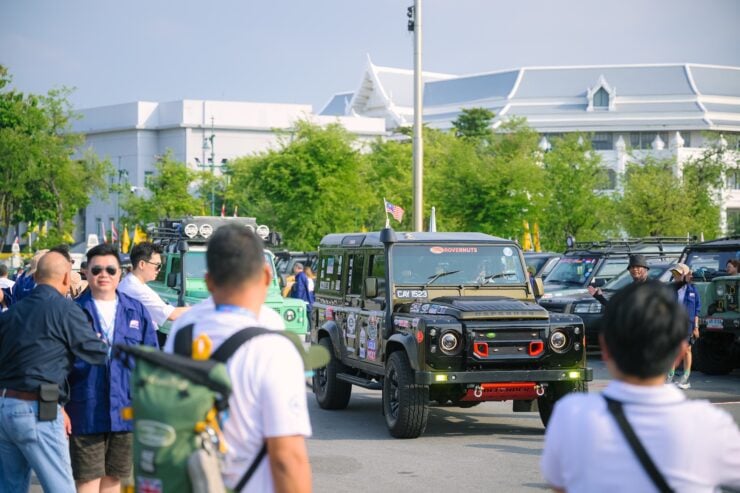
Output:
top-left (1, 0), bottom-right (739, 112)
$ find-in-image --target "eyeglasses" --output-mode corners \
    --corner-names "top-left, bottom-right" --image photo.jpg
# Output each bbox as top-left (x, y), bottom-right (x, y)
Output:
top-left (90, 265), bottom-right (118, 276)
top-left (145, 260), bottom-right (162, 271)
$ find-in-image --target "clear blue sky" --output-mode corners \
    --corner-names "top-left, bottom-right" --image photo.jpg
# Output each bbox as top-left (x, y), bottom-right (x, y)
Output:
top-left (1, 0), bottom-right (738, 111)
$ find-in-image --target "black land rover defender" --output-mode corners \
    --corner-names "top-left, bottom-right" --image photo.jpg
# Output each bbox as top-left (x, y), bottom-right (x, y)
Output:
top-left (309, 229), bottom-right (592, 438)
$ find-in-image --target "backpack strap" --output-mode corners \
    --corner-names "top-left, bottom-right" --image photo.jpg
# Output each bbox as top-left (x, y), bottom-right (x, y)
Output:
top-left (173, 324), bottom-right (195, 357)
top-left (209, 327), bottom-right (274, 362)
top-left (210, 326), bottom-right (275, 492)
top-left (603, 396), bottom-right (673, 493)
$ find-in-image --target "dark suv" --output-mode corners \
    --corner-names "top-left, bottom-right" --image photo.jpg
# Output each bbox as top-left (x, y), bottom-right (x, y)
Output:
top-left (309, 229), bottom-right (591, 438)
top-left (679, 237), bottom-right (740, 374)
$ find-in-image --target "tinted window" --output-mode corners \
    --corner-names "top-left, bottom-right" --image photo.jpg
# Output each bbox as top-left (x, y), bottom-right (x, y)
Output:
top-left (348, 254), bottom-right (365, 295)
top-left (546, 257), bottom-right (598, 286)
top-left (319, 254), bottom-right (343, 292)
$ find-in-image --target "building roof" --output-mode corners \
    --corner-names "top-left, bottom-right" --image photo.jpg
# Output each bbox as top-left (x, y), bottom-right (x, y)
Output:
top-left (321, 61), bottom-right (740, 133)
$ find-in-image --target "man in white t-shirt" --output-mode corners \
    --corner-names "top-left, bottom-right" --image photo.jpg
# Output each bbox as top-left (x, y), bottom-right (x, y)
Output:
top-left (119, 242), bottom-right (189, 347)
top-left (164, 224), bottom-right (311, 493)
top-left (541, 281), bottom-right (740, 493)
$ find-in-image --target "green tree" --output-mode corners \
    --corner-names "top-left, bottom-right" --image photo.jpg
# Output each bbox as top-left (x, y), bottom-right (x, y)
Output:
top-left (0, 68), bottom-right (112, 244)
top-left (451, 108), bottom-right (495, 141)
top-left (363, 137), bottom-right (413, 229)
top-left (540, 134), bottom-right (615, 249)
top-left (121, 151), bottom-right (201, 224)
top-left (226, 120), bottom-right (372, 250)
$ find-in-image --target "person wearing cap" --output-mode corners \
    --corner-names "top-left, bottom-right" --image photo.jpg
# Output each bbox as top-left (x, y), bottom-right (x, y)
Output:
top-left (668, 263), bottom-right (701, 389)
top-left (164, 224), bottom-right (312, 493)
top-left (588, 254), bottom-right (650, 306)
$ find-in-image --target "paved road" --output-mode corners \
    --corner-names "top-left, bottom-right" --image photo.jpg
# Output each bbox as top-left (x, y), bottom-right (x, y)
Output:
top-left (307, 354), bottom-right (740, 493)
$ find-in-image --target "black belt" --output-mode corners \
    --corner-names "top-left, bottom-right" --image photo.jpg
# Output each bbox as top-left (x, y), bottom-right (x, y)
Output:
top-left (1, 388), bottom-right (38, 401)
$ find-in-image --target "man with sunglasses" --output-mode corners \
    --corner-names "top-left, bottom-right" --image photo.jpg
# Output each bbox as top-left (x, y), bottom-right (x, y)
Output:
top-left (65, 244), bottom-right (158, 493)
top-left (119, 242), bottom-right (189, 347)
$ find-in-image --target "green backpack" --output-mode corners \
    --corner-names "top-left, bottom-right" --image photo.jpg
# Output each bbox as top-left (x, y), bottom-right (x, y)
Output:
top-left (118, 325), bottom-right (328, 493)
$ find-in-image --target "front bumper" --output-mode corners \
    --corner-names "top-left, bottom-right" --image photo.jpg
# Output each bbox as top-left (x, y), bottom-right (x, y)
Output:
top-left (415, 367), bottom-right (592, 385)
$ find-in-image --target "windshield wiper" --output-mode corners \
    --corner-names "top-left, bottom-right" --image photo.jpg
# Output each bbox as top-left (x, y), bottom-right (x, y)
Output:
top-left (479, 271), bottom-right (517, 285)
top-left (424, 270), bottom-right (460, 288)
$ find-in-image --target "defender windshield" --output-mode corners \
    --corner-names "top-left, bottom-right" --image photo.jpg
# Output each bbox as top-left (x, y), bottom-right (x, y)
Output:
top-left (391, 245), bottom-right (526, 285)
top-left (184, 251), bottom-right (276, 280)
top-left (545, 257), bottom-right (598, 286)
top-left (685, 249), bottom-right (740, 280)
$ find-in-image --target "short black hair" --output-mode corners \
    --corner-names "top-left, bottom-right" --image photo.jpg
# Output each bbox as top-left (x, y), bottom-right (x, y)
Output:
top-left (0, 264), bottom-right (8, 277)
top-left (86, 244), bottom-right (121, 265)
top-left (206, 224), bottom-right (264, 287)
top-left (600, 281), bottom-right (686, 378)
top-left (130, 242), bottom-right (163, 269)
top-left (49, 244), bottom-right (72, 263)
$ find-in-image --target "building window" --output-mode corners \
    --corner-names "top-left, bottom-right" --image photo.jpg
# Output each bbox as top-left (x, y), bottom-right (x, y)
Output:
top-left (593, 88), bottom-right (609, 108)
top-left (591, 132), bottom-right (613, 150)
top-left (630, 132), bottom-right (669, 150)
top-left (728, 210), bottom-right (740, 235)
top-left (727, 169), bottom-right (740, 190)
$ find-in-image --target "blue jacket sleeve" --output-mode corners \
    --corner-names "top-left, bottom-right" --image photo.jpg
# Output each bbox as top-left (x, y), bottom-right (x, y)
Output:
top-left (293, 272), bottom-right (310, 303)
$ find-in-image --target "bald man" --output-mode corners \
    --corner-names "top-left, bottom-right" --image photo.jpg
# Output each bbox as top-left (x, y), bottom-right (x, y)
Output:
top-left (0, 251), bottom-right (109, 493)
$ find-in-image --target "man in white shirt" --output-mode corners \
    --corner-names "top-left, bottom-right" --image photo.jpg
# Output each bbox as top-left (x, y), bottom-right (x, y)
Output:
top-left (119, 242), bottom-right (189, 347)
top-left (164, 224), bottom-right (312, 493)
top-left (541, 281), bottom-right (740, 493)
top-left (0, 264), bottom-right (15, 290)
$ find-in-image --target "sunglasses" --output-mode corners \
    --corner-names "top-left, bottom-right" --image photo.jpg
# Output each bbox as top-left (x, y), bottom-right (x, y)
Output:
top-left (90, 265), bottom-right (118, 276)
top-left (145, 260), bottom-right (162, 270)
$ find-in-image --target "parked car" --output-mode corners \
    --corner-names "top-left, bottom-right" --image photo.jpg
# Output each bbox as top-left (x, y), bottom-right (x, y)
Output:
top-left (524, 252), bottom-right (561, 279)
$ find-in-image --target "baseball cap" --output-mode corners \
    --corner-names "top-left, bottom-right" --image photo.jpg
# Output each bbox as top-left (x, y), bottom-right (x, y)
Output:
top-left (670, 263), bottom-right (691, 277)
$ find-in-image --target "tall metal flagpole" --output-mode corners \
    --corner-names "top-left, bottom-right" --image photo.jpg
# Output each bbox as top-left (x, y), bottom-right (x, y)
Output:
top-left (412, 0), bottom-right (423, 232)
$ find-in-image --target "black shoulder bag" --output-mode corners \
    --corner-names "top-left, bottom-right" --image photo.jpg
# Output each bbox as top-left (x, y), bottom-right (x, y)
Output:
top-left (603, 395), bottom-right (673, 493)
top-left (175, 324), bottom-right (272, 492)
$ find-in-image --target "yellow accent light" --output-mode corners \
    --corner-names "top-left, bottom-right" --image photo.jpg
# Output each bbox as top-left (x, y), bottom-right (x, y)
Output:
top-left (568, 371), bottom-right (580, 379)
top-left (434, 374), bottom-right (448, 382)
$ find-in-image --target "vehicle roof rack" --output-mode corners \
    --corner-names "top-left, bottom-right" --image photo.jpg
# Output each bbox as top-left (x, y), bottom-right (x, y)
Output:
top-left (149, 216), bottom-right (281, 246)
top-left (566, 236), bottom-right (695, 255)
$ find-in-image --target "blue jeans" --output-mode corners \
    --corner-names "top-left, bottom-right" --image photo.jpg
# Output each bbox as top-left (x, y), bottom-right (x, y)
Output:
top-left (0, 396), bottom-right (76, 493)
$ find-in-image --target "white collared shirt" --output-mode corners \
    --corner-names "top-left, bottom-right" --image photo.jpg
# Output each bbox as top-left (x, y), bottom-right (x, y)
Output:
top-left (118, 273), bottom-right (174, 329)
top-left (541, 380), bottom-right (740, 492)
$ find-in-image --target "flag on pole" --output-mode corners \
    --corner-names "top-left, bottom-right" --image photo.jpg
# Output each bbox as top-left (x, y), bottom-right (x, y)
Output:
top-left (121, 226), bottom-right (131, 253)
top-left (428, 206), bottom-right (437, 232)
top-left (111, 221), bottom-right (119, 244)
top-left (233, 205), bottom-right (238, 217)
top-left (221, 203), bottom-right (226, 218)
top-left (100, 221), bottom-right (108, 244)
top-left (384, 199), bottom-right (405, 223)
top-left (133, 225), bottom-right (147, 246)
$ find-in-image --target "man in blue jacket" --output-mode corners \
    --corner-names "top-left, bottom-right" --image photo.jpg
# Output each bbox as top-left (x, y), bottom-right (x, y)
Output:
top-left (65, 244), bottom-right (158, 493)
top-left (290, 262), bottom-right (314, 312)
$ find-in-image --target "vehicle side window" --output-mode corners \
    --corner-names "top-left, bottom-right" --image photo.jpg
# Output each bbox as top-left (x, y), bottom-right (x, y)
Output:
top-left (348, 254), bottom-right (365, 295)
top-left (368, 254), bottom-right (386, 297)
top-left (319, 254), bottom-right (343, 293)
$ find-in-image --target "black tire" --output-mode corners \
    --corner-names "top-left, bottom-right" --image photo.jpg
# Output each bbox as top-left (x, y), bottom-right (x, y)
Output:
top-left (383, 351), bottom-right (429, 438)
top-left (313, 338), bottom-right (352, 409)
top-left (538, 380), bottom-right (588, 427)
top-left (694, 336), bottom-right (734, 376)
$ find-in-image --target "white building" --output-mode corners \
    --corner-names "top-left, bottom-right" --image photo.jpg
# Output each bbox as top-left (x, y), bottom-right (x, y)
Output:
top-left (73, 100), bottom-right (386, 242)
top-left (321, 58), bottom-right (740, 232)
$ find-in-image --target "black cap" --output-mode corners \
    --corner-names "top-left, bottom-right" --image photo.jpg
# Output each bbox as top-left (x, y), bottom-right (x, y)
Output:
top-left (628, 254), bottom-right (649, 270)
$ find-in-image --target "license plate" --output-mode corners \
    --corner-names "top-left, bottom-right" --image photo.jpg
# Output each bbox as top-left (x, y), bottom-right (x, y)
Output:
top-left (706, 318), bottom-right (724, 329)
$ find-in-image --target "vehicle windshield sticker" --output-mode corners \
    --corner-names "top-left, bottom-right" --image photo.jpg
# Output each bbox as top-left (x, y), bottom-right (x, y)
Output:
top-left (430, 246), bottom-right (478, 254)
top-left (326, 258), bottom-right (334, 275)
top-left (561, 257), bottom-right (596, 264)
top-left (346, 313), bottom-right (356, 339)
top-left (503, 247), bottom-right (513, 257)
top-left (395, 289), bottom-right (428, 299)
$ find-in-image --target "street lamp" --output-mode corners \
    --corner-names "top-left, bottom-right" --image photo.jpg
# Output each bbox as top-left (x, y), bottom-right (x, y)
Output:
top-left (199, 117), bottom-right (218, 215)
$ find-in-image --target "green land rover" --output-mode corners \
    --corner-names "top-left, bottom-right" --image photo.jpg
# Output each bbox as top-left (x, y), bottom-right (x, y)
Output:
top-left (310, 229), bottom-right (592, 438)
top-left (148, 216), bottom-right (308, 336)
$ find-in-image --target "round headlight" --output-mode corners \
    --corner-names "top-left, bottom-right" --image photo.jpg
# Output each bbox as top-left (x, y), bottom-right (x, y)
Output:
top-left (184, 223), bottom-right (198, 238)
top-left (550, 330), bottom-right (568, 352)
top-left (439, 332), bottom-right (460, 354)
top-left (284, 309), bottom-right (296, 322)
top-left (716, 284), bottom-right (726, 297)
top-left (199, 224), bottom-right (213, 238)
top-left (256, 225), bottom-right (270, 240)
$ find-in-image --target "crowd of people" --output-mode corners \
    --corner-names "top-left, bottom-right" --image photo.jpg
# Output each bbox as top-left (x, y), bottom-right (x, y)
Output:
top-left (1, 240), bottom-right (739, 492)
top-left (0, 234), bottom-right (310, 493)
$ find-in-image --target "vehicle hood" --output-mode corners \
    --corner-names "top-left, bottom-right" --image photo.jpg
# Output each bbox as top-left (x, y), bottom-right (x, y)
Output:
top-left (407, 296), bottom-right (549, 320)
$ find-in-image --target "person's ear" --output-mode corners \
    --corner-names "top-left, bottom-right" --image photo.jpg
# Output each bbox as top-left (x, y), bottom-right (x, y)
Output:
top-left (263, 264), bottom-right (271, 288)
top-left (205, 272), bottom-right (215, 294)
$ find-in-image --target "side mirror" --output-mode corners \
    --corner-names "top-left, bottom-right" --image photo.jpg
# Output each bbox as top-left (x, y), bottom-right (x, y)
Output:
top-left (365, 277), bottom-right (378, 298)
top-left (166, 272), bottom-right (179, 288)
top-left (533, 277), bottom-right (545, 298)
top-left (177, 240), bottom-right (189, 254)
top-left (591, 278), bottom-right (606, 288)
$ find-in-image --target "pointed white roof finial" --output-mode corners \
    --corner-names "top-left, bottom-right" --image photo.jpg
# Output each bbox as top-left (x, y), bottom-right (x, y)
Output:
top-left (538, 136), bottom-right (551, 152)
top-left (615, 135), bottom-right (626, 151)
top-left (652, 134), bottom-right (665, 150)
top-left (670, 131), bottom-right (684, 149)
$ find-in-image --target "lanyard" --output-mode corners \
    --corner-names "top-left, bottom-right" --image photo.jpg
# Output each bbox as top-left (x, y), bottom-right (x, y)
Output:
top-left (215, 304), bottom-right (256, 318)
